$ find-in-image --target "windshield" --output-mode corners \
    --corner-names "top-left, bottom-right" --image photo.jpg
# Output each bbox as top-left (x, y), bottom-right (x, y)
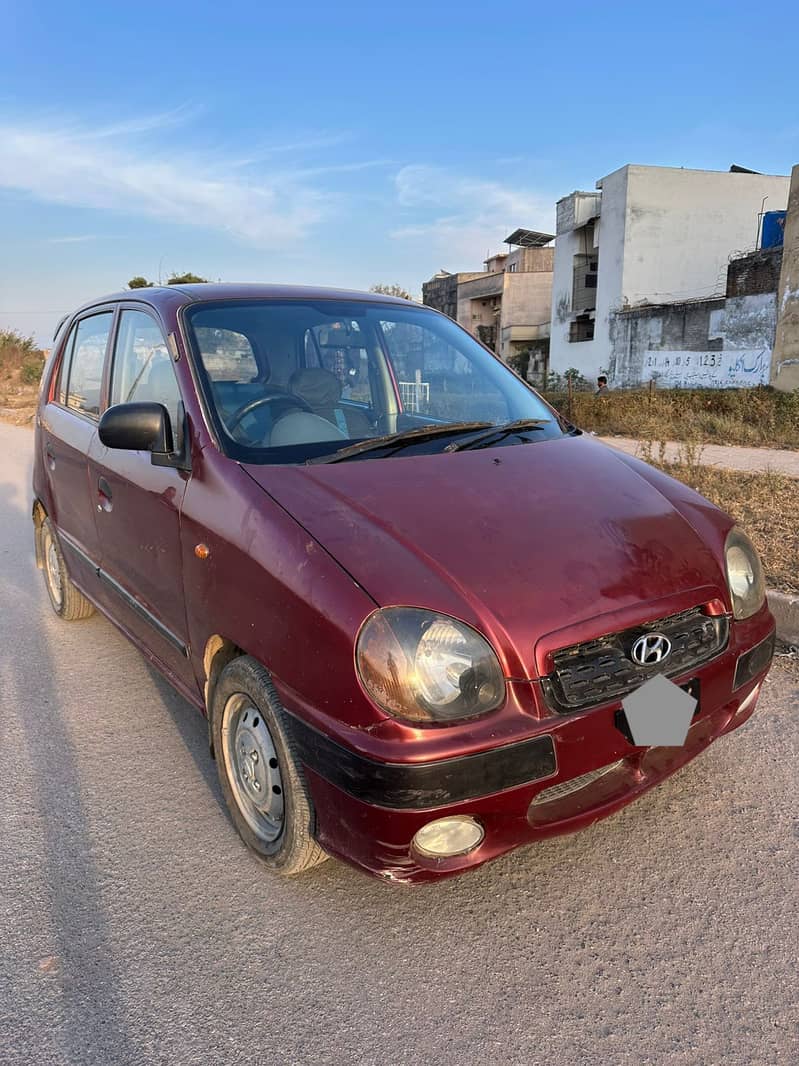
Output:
top-left (184, 298), bottom-right (569, 463)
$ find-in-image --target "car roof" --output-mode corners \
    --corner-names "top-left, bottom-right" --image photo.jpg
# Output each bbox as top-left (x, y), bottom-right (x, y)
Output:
top-left (71, 282), bottom-right (420, 316)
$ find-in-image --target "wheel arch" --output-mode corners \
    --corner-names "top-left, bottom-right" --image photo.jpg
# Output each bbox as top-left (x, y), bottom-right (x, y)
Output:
top-left (202, 634), bottom-right (246, 754)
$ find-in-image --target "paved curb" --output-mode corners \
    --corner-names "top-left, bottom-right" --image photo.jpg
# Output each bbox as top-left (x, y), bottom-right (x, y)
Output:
top-left (768, 589), bottom-right (799, 645)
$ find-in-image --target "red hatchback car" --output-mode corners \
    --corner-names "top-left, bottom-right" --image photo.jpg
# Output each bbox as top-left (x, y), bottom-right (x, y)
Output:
top-left (33, 284), bottom-right (776, 883)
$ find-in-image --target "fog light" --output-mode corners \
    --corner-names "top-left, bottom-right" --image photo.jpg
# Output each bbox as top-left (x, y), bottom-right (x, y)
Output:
top-left (412, 816), bottom-right (484, 858)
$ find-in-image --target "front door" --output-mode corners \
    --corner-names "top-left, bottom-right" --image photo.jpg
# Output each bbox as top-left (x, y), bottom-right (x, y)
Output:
top-left (87, 307), bottom-right (194, 689)
top-left (40, 310), bottom-right (114, 596)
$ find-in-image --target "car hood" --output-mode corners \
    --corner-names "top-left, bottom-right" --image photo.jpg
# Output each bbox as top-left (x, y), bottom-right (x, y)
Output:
top-left (243, 435), bottom-right (732, 678)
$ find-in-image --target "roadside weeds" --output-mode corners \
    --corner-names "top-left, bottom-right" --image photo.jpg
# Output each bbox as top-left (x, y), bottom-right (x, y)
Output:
top-left (546, 387), bottom-right (799, 450)
top-left (636, 438), bottom-right (798, 597)
top-left (636, 437), bottom-right (799, 642)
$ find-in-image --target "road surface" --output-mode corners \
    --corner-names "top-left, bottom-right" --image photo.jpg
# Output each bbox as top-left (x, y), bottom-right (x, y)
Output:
top-left (1, 422), bottom-right (797, 1065)
top-left (598, 436), bottom-right (799, 479)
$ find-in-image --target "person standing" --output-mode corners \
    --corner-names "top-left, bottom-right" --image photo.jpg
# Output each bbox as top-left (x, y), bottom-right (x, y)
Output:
top-left (595, 374), bottom-right (610, 397)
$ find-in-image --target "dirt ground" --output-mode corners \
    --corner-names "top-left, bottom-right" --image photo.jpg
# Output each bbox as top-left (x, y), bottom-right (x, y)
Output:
top-left (0, 384), bottom-right (38, 425)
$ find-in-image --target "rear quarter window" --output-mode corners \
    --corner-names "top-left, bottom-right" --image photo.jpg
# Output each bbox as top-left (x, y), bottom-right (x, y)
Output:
top-left (58, 312), bottom-right (114, 418)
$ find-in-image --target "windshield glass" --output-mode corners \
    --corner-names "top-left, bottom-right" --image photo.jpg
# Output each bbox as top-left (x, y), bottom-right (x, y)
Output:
top-left (184, 299), bottom-right (568, 463)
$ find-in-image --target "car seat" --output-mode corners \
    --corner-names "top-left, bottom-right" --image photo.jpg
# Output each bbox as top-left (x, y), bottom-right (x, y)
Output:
top-left (287, 368), bottom-right (372, 438)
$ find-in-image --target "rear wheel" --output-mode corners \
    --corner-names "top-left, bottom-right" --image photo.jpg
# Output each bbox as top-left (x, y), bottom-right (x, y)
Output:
top-left (212, 656), bottom-right (328, 876)
top-left (39, 517), bottom-right (95, 621)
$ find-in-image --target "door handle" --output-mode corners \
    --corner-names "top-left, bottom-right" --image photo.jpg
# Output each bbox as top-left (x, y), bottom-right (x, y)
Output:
top-left (97, 477), bottom-right (113, 512)
top-left (45, 446), bottom-right (56, 470)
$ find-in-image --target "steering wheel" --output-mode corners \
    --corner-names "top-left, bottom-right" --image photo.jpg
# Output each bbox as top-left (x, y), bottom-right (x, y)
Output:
top-left (227, 392), bottom-right (312, 432)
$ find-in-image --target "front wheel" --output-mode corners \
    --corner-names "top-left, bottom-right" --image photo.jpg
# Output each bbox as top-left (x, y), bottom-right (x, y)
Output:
top-left (211, 656), bottom-right (328, 876)
top-left (39, 517), bottom-right (95, 620)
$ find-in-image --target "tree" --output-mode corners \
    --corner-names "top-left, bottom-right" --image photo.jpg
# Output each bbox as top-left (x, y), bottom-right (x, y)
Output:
top-left (506, 349), bottom-right (531, 378)
top-left (127, 271), bottom-right (209, 289)
top-left (167, 272), bottom-right (208, 285)
top-left (369, 283), bottom-right (415, 301)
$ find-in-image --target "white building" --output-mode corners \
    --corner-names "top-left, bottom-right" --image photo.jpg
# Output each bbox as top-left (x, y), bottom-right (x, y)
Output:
top-left (549, 164), bottom-right (790, 384)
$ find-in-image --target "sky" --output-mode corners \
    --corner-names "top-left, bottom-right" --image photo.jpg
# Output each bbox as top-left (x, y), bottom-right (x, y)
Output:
top-left (1, 0), bottom-right (798, 344)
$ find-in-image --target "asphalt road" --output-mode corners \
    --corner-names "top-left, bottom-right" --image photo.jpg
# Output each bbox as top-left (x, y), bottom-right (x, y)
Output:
top-left (1, 421), bottom-right (797, 1066)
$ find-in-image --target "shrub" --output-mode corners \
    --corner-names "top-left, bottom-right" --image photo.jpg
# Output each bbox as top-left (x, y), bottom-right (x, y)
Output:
top-left (505, 351), bottom-right (529, 377)
top-left (21, 356), bottom-right (45, 385)
top-left (0, 329), bottom-right (37, 369)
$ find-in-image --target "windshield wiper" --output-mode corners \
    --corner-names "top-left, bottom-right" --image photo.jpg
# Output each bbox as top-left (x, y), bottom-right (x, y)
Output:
top-left (443, 418), bottom-right (552, 452)
top-left (307, 421), bottom-right (495, 464)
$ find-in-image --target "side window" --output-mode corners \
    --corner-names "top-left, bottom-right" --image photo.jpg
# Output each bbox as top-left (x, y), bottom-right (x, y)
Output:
top-left (193, 327), bottom-right (257, 382)
top-left (379, 320), bottom-right (509, 422)
top-left (111, 310), bottom-right (182, 439)
top-left (308, 321), bottom-right (373, 405)
top-left (65, 313), bottom-right (114, 419)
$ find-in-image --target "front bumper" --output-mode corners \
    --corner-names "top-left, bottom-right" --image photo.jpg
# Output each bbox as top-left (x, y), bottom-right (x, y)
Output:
top-left (290, 612), bottom-right (776, 884)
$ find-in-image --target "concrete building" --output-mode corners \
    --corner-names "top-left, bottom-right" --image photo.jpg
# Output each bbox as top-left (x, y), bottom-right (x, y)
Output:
top-left (421, 270), bottom-right (487, 323)
top-left (608, 246), bottom-right (783, 389)
top-left (422, 230), bottom-right (554, 377)
top-left (549, 164), bottom-right (790, 385)
top-left (772, 163), bottom-right (799, 392)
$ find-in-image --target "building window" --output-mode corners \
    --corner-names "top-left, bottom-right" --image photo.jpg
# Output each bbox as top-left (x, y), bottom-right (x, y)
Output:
top-left (572, 253), bottom-right (599, 312)
top-left (569, 315), bottom-right (595, 343)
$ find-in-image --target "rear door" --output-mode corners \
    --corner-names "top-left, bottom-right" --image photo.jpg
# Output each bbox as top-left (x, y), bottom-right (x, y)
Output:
top-left (40, 310), bottom-right (114, 594)
top-left (87, 307), bottom-right (194, 688)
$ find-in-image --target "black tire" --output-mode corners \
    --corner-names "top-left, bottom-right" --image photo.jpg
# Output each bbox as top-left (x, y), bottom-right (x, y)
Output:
top-left (211, 655), bottom-right (328, 876)
top-left (39, 517), bottom-right (95, 621)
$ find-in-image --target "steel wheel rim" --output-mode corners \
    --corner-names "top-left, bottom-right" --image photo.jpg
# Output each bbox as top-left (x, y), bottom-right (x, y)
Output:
top-left (221, 694), bottom-right (284, 843)
top-left (43, 530), bottom-right (63, 608)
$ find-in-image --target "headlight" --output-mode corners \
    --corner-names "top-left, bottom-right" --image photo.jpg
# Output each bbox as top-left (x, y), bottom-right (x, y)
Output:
top-left (356, 607), bottom-right (505, 723)
top-left (724, 527), bottom-right (766, 620)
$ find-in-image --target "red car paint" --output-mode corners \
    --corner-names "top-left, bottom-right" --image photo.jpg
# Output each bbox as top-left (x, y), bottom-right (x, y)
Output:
top-left (33, 284), bottom-right (776, 883)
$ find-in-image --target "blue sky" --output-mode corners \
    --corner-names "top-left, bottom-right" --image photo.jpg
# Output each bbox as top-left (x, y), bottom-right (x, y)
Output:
top-left (2, 0), bottom-right (797, 344)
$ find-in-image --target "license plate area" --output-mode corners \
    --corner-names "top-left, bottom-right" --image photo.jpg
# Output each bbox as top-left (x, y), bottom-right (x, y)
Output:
top-left (614, 678), bottom-right (700, 744)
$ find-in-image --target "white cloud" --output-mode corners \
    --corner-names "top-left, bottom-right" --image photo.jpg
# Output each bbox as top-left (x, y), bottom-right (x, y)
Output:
top-left (0, 112), bottom-right (344, 248)
top-left (46, 234), bottom-right (104, 244)
top-left (391, 164), bottom-right (556, 262)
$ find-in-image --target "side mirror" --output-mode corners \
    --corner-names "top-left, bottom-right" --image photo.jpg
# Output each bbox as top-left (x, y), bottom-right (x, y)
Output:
top-left (99, 402), bottom-right (173, 454)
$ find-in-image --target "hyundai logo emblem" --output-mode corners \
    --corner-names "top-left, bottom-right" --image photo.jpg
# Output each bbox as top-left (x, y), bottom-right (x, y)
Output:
top-left (631, 633), bottom-right (672, 666)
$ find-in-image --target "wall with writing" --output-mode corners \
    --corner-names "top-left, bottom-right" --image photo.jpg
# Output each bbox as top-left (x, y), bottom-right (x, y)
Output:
top-left (608, 292), bottom-right (777, 387)
top-left (641, 349), bottom-right (770, 388)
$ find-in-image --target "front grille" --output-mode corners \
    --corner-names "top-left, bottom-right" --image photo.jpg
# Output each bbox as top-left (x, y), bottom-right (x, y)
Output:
top-left (541, 606), bottom-right (729, 714)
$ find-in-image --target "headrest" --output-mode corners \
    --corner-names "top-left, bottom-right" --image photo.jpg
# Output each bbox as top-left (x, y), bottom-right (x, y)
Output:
top-left (289, 367), bottom-right (342, 410)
